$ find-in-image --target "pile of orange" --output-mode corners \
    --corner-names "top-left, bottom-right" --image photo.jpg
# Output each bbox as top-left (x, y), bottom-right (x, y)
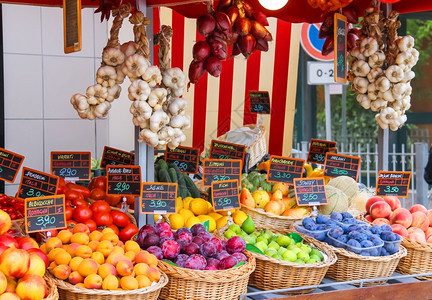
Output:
top-left (41, 224), bottom-right (161, 290)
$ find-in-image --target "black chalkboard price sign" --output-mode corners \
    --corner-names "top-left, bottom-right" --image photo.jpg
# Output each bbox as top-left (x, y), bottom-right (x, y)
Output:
top-left (25, 194), bottom-right (66, 233)
top-left (141, 182), bottom-right (177, 214)
top-left (323, 153), bottom-right (361, 181)
top-left (249, 91), bottom-right (271, 114)
top-left (202, 159), bottom-right (242, 187)
top-left (17, 167), bottom-right (59, 200)
top-left (211, 180), bottom-right (240, 211)
top-left (376, 171), bottom-right (411, 197)
top-left (101, 146), bottom-right (134, 168)
top-left (334, 13), bottom-right (347, 84)
top-left (106, 165), bottom-right (141, 196)
top-left (209, 140), bottom-right (246, 162)
top-left (51, 152), bottom-right (91, 180)
top-left (165, 146), bottom-right (199, 174)
top-left (0, 147), bottom-right (25, 183)
top-left (307, 139), bottom-right (337, 164)
top-left (294, 178), bottom-right (328, 206)
top-left (267, 156), bottom-right (305, 185)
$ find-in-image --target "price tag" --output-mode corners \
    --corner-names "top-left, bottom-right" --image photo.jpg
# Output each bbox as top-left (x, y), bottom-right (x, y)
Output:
top-left (267, 156), bottom-right (305, 185)
top-left (165, 146), bottom-right (199, 174)
top-left (323, 153), bottom-right (361, 181)
top-left (249, 91), bottom-right (270, 114)
top-left (376, 171), bottom-right (411, 197)
top-left (307, 139), bottom-right (337, 164)
top-left (25, 194), bottom-right (66, 233)
top-left (294, 178), bottom-right (328, 206)
top-left (0, 147), bottom-right (25, 183)
top-left (202, 159), bottom-right (242, 187)
top-left (334, 13), bottom-right (347, 84)
top-left (51, 152), bottom-right (91, 180)
top-left (140, 182), bottom-right (177, 214)
top-left (209, 140), bottom-right (246, 162)
top-left (211, 180), bottom-right (240, 211)
top-left (101, 146), bottom-right (134, 168)
top-left (106, 165), bottom-right (141, 196)
top-left (17, 167), bottom-right (59, 200)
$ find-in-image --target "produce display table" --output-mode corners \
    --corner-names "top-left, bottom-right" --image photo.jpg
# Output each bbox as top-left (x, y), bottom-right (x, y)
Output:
top-left (242, 272), bottom-right (432, 299)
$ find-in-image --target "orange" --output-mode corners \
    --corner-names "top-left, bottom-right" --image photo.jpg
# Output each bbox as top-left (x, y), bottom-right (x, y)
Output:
top-left (76, 283), bottom-right (85, 288)
top-left (105, 253), bottom-right (127, 267)
top-left (147, 267), bottom-right (160, 282)
top-left (75, 245), bottom-right (93, 259)
top-left (57, 230), bottom-right (73, 244)
top-left (88, 240), bottom-right (100, 252)
top-left (40, 244), bottom-right (47, 254)
top-left (136, 275), bottom-right (151, 288)
top-left (70, 233), bottom-right (90, 245)
top-left (48, 261), bottom-right (58, 274)
top-left (45, 237), bottom-right (62, 252)
top-left (120, 276), bottom-right (138, 290)
top-left (54, 250), bottom-right (72, 265)
top-left (124, 241), bottom-right (140, 254)
top-left (124, 251), bottom-right (135, 262)
top-left (65, 243), bottom-right (80, 257)
top-left (89, 231), bottom-right (103, 242)
top-left (47, 248), bottom-right (65, 262)
top-left (101, 227), bottom-right (115, 235)
top-left (112, 246), bottom-right (125, 255)
top-left (96, 241), bottom-right (113, 257)
top-left (68, 271), bottom-right (84, 284)
top-left (73, 223), bottom-right (90, 234)
top-left (102, 275), bottom-right (119, 290)
top-left (69, 257), bottom-right (84, 272)
top-left (133, 263), bottom-right (150, 276)
top-left (52, 265), bottom-right (71, 280)
top-left (135, 250), bottom-right (158, 267)
top-left (101, 232), bottom-right (119, 245)
top-left (78, 259), bottom-right (98, 277)
top-left (116, 260), bottom-right (134, 277)
top-left (84, 274), bottom-right (102, 289)
top-left (91, 252), bottom-right (105, 265)
top-left (97, 263), bottom-right (117, 279)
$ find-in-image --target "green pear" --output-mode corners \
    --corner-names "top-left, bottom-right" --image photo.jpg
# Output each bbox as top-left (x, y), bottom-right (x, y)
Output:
top-left (241, 216), bottom-right (255, 234)
top-left (310, 249), bottom-right (324, 261)
top-left (243, 235), bottom-right (257, 245)
top-left (268, 241), bottom-right (280, 251)
top-left (300, 245), bottom-right (312, 254)
top-left (256, 236), bottom-right (269, 245)
top-left (264, 248), bottom-right (278, 257)
top-left (309, 254), bottom-right (321, 262)
top-left (297, 251), bottom-right (310, 261)
top-left (272, 253), bottom-right (283, 260)
top-left (255, 241), bottom-right (268, 253)
top-left (282, 250), bottom-right (297, 262)
top-left (224, 229), bottom-right (237, 239)
top-left (276, 235), bottom-right (291, 247)
top-left (228, 224), bottom-right (242, 234)
top-left (278, 247), bottom-right (288, 256)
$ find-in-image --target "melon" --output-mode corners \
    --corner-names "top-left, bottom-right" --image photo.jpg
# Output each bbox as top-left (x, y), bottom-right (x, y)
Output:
top-left (327, 176), bottom-right (359, 202)
top-left (319, 185), bottom-right (349, 215)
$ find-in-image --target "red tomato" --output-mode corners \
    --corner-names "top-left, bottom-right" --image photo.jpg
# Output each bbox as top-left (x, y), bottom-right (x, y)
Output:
top-left (90, 200), bottom-right (111, 215)
top-left (119, 223), bottom-right (139, 243)
top-left (65, 200), bottom-right (72, 207)
top-left (65, 206), bottom-right (74, 220)
top-left (106, 224), bottom-right (119, 235)
top-left (92, 176), bottom-right (107, 191)
top-left (73, 206), bottom-right (93, 223)
top-left (45, 229), bottom-right (58, 238)
top-left (110, 210), bottom-right (131, 228)
top-left (83, 219), bottom-right (97, 232)
top-left (90, 188), bottom-right (106, 200)
top-left (56, 184), bottom-right (66, 195)
top-left (65, 189), bottom-right (84, 201)
top-left (67, 220), bottom-right (78, 232)
top-left (125, 195), bottom-right (135, 206)
top-left (66, 183), bottom-right (91, 199)
top-left (72, 198), bottom-right (88, 208)
top-left (105, 194), bottom-right (122, 206)
top-left (58, 177), bottom-right (66, 187)
top-left (94, 212), bottom-right (113, 226)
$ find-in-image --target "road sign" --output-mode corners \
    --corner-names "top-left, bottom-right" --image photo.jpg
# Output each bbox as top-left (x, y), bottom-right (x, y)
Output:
top-left (300, 23), bottom-right (333, 62)
top-left (307, 62), bottom-right (335, 85)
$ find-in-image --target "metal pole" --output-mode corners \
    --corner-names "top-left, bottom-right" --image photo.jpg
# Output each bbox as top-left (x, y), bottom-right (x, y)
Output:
top-left (341, 85), bottom-right (347, 145)
top-left (324, 84), bottom-right (331, 141)
top-left (415, 142), bottom-right (428, 206)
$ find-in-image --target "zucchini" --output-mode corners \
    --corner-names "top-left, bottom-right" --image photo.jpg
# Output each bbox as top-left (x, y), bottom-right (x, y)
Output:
top-left (178, 186), bottom-right (189, 199)
top-left (158, 169), bottom-right (171, 183)
top-left (170, 164), bottom-right (187, 188)
top-left (154, 168), bottom-right (159, 182)
top-left (158, 159), bottom-right (169, 171)
top-left (183, 173), bottom-right (201, 198)
top-left (168, 168), bottom-right (178, 183)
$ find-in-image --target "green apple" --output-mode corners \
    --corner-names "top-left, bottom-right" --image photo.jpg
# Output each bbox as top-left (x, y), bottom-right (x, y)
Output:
top-left (268, 241), bottom-right (280, 251)
top-left (228, 224), bottom-right (241, 234)
top-left (297, 251), bottom-right (310, 261)
top-left (300, 245), bottom-right (311, 254)
top-left (277, 235), bottom-right (292, 247)
top-left (309, 254), bottom-right (321, 262)
top-left (282, 250), bottom-right (297, 262)
top-left (278, 247), bottom-right (288, 256)
top-left (264, 248), bottom-right (278, 257)
top-left (310, 249), bottom-right (324, 261)
top-left (256, 236), bottom-right (269, 245)
top-left (243, 235), bottom-right (257, 245)
top-left (259, 232), bottom-right (272, 242)
top-left (255, 241), bottom-right (268, 253)
top-left (224, 229), bottom-right (237, 239)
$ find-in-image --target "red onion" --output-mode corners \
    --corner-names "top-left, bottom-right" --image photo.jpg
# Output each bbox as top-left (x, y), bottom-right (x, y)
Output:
top-left (197, 14), bottom-right (216, 37)
top-left (226, 31), bottom-right (239, 47)
top-left (256, 39), bottom-right (268, 52)
top-left (204, 56), bottom-right (222, 77)
top-left (238, 34), bottom-right (256, 58)
top-left (252, 11), bottom-right (269, 27)
top-left (235, 18), bottom-right (252, 36)
top-left (231, 42), bottom-right (241, 57)
top-left (192, 41), bottom-right (211, 62)
top-left (349, 27), bottom-right (361, 36)
top-left (217, 0), bottom-right (232, 10)
top-left (321, 36), bottom-right (334, 56)
top-left (209, 38), bottom-right (228, 61)
top-left (250, 21), bottom-right (272, 41)
top-left (214, 11), bottom-right (232, 40)
top-left (242, 1), bottom-right (254, 18)
top-left (342, 5), bottom-right (358, 24)
top-left (347, 33), bottom-right (359, 50)
top-left (318, 24), bottom-right (333, 39)
top-left (188, 60), bottom-right (206, 84)
top-left (224, 5), bottom-right (239, 25)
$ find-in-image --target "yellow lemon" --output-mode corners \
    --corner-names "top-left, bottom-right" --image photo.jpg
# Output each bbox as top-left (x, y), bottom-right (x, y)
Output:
top-left (190, 199), bottom-right (209, 215)
top-left (232, 211), bottom-right (248, 226)
top-left (216, 216), bottom-right (228, 229)
top-left (208, 212), bottom-right (223, 221)
top-left (176, 197), bottom-right (183, 210)
top-left (185, 216), bottom-right (201, 228)
top-left (169, 214), bottom-right (185, 230)
top-left (183, 197), bottom-right (194, 209)
top-left (197, 215), bottom-right (216, 232)
top-left (179, 208), bottom-right (195, 221)
top-left (219, 209), bottom-right (237, 216)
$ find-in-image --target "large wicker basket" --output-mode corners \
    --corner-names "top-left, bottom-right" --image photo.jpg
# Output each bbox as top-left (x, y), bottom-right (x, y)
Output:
top-left (44, 274), bottom-right (59, 300)
top-left (240, 204), bottom-right (311, 232)
top-left (397, 238), bottom-right (432, 279)
top-left (157, 251), bottom-right (256, 300)
top-left (248, 234), bottom-right (337, 294)
top-left (50, 272), bottom-right (168, 300)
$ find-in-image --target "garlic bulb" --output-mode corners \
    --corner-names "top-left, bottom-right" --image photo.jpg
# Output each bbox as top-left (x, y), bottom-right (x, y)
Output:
top-left (96, 66), bottom-right (117, 88)
top-left (147, 88), bottom-right (168, 110)
top-left (352, 60), bottom-right (371, 77)
top-left (150, 110), bottom-right (170, 133)
top-left (142, 66), bottom-right (162, 87)
top-left (106, 85), bottom-right (121, 102)
top-left (353, 77), bottom-right (369, 94)
top-left (138, 129), bottom-right (159, 147)
top-left (360, 37), bottom-right (379, 57)
top-left (168, 97), bottom-right (188, 116)
top-left (102, 47), bottom-right (125, 67)
top-left (128, 79), bottom-right (151, 101)
top-left (385, 65), bottom-right (404, 83)
top-left (130, 101), bottom-right (152, 128)
top-left (86, 84), bottom-right (108, 105)
top-left (163, 67), bottom-right (186, 91)
top-left (122, 54), bottom-right (150, 80)
top-left (375, 77), bottom-right (391, 92)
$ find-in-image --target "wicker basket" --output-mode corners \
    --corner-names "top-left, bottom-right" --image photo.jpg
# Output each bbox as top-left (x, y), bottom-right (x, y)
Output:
top-left (44, 274), bottom-right (59, 300)
top-left (396, 238), bottom-right (432, 279)
top-left (158, 251), bottom-right (256, 300)
top-left (50, 272), bottom-right (168, 300)
top-left (202, 124), bottom-right (267, 168)
top-left (240, 204), bottom-right (311, 232)
top-left (12, 218), bottom-right (26, 233)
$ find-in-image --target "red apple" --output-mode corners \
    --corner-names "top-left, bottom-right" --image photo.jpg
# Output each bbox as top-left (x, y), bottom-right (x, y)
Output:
top-left (365, 196), bottom-right (385, 214)
top-left (383, 196), bottom-right (401, 211)
top-left (426, 210), bottom-right (432, 226)
top-left (391, 224), bottom-right (408, 238)
top-left (411, 211), bottom-right (429, 232)
top-left (370, 201), bottom-right (392, 219)
top-left (365, 214), bottom-right (373, 223)
top-left (390, 208), bottom-right (413, 228)
top-left (372, 218), bottom-right (391, 226)
top-left (16, 274), bottom-right (47, 300)
top-left (16, 237), bottom-right (39, 251)
top-left (27, 248), bottom-right (49, 269)
top-left (0, 248), bottom-right (30, 278)
top-left (0, 234), bottom-right (18, 249)
top-left (407, 227), bottom-right (426, 243)
top-left (409, 204), bottom-right (427, 214)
